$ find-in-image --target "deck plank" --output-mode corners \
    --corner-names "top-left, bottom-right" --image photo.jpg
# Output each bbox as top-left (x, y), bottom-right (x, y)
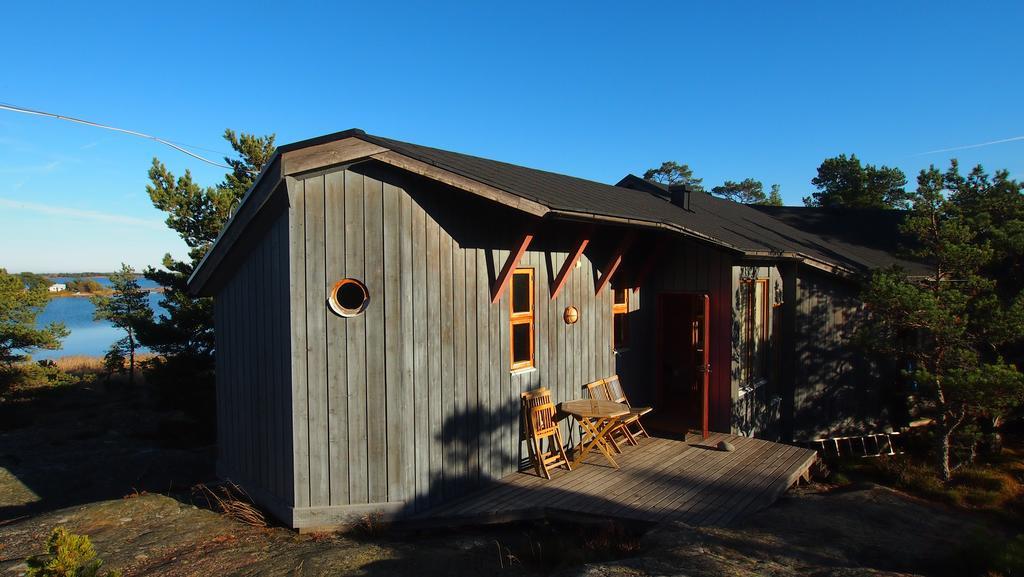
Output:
top-left (598, 435), bottom-right (733, 519)
top-left (645, 435), bottom-right (764, 522)
top-left (681, 443), bottom-right (803, 525)
top-left (694, 444), bottom-right (805, 526)
top-left (411, 432), bottom-right (817, 526)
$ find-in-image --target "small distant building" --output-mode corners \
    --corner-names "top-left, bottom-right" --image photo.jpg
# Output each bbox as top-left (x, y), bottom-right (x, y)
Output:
top-left (47, 283), bottom-right (66, 293)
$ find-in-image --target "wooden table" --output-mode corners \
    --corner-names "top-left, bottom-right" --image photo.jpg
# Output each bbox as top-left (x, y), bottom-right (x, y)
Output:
top-left (559, 399), bottom-right (630, 469)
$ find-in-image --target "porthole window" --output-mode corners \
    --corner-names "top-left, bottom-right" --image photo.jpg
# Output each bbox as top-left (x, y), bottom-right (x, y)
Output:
top-left (328, 278), bottom-right (369, 317)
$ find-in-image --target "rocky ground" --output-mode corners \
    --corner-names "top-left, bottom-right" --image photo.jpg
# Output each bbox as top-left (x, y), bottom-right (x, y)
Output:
top-left (0, 483), bottom-right (988, 577)
top-left (0, 380), bottom-right (1007, 576)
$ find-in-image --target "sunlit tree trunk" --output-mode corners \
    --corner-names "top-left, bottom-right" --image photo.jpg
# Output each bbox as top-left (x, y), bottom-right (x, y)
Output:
top-left (128, 327), bottom-right (136, 387)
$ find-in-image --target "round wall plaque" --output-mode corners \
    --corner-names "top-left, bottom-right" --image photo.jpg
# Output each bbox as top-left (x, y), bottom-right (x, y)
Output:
top-left (563, 305), bottom-right (579, 325)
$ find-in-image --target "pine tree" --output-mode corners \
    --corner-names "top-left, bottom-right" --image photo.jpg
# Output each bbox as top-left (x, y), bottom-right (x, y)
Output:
top-left (136, 130), bottom-right (275, 390)
top-left (643, 161), bottom-right (704, 192)
top-left (0, 269), bottom-right (68, 368)
top-left (92, 264), bottom-right (150, 385)
top-left (710, 178), bottom-right (784, 205)
top-left (804, 154), bottom-right (909, 209)
top-left (859, 161), bottom-right (1024, 480)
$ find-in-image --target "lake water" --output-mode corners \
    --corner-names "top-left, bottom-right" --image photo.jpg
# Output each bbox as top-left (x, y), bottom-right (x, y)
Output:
top-left (34, 277), bottom-right (167, 360)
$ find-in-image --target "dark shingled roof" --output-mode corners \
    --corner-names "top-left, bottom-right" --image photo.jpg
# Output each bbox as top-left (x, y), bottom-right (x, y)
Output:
top-left (207, 128), bottom-right (921, 278)
top-left (751, 206), bottom-right (929, 274)
top-left (349, 132), bottom-right (918, 273)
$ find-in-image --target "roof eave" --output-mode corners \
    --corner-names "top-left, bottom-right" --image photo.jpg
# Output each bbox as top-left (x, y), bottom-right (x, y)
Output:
top-left (188, 135), bottom-right (553, 296)
top-left (188, 131), bottom-right (869, 296)
top-left (186, 151), bottom-right (284, 296)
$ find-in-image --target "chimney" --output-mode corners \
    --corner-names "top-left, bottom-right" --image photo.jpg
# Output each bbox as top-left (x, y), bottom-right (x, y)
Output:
top-left (668, 183), bottom-right (694, 212)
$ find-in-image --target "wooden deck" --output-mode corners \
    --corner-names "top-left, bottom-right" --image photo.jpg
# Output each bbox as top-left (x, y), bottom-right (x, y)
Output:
top-left (415, 432), bottom-right (817, 526)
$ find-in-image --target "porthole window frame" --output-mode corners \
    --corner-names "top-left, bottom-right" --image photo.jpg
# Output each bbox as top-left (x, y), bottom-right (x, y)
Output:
top-left (328, 278), bottom-right (370, 317)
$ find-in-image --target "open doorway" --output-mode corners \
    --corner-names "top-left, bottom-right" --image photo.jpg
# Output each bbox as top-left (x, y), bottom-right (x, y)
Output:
top-left (650, 293), bottom-right (710, 438)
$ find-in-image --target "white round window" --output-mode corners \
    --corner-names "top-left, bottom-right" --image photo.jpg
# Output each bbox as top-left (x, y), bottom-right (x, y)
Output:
top-left (328, 278), bottom-right (369, 317)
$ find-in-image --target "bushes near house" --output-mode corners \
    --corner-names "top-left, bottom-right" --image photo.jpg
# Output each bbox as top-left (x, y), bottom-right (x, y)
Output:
top-left (0, 361), bottom-right (77, 392)
top-left (826, 434), bottom-right (1024, 576)
top-left (828, 448), bottom-right (1023, 512)
top-left (948, 531), bottom-right (1024, 577)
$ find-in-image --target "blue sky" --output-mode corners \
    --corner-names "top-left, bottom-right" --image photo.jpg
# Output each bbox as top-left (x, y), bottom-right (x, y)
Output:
top-left (2, 1), bottom-right (1022, 272)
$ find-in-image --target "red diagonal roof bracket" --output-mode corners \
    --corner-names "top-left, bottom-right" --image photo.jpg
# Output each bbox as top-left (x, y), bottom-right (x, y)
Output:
top-left (594, 231), bottom-right (636, 296)
top-left (491, 232), bottom-right (535, 303)
top-left (550, 227), bottom-right (592, 300)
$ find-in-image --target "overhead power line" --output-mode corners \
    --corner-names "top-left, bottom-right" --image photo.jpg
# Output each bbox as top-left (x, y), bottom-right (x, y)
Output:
top-left (0, 102), bottom-right (235, 170)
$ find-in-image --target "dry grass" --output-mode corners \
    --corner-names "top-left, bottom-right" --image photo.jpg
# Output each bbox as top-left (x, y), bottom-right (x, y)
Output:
top-left (826, 440), bottom-right (1024, 577)
top-left (827, 437), bottom-right (1024, 514)
top-left (348, 512), bottom-right (388, 539)
top-left (192, 482), bottom-right (267, 528)
top-left (50, 354), bottom-right (157, 375)
top-left (48, 355), bottom-right (105, 374)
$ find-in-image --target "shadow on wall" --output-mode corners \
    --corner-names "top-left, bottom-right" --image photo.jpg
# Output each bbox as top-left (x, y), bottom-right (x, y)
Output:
top-left (612, 306), bottom-right (647, 408)
top-left (791, 274), bottom-right (890, 440)
top-left (393, 386), bottom-right (593, 518)
top-left (733, 388), bottom-right (781, 440)
top-left (730, 269), bottom-right (781, 440)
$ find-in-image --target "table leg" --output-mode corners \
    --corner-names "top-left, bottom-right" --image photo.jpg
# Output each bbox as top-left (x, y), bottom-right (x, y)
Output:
top-left (572, 416), bottom-right (621, 469)
top-left (571, 416), bottom-right (598, 465)
top-left (591, 418), bottom-right (622, 468)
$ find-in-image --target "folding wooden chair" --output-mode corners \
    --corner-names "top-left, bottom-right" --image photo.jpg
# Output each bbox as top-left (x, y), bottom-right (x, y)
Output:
top-left (583, 379), bottom-right (631, 450)
top-left (605, 375), bottom-right (652, 441)
top-left (521, 388), bottom-right (572, 479)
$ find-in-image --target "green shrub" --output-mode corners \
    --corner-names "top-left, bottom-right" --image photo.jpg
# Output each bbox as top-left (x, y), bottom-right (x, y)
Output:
top-left (25, 527), bottom-right (121, 577)
top-left (33, 361), bottom-right (79, 387)
top-left (1, 362), bottom-right (77, 393)
top-left (952, 467), bottom-right (1010, 492)
top-left (948, 531), bottom-right (1024, 577)
top-left (829, 471), bottom-right (852, 485)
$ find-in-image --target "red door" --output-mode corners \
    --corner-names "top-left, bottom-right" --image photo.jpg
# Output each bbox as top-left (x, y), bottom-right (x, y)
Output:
top-left (699, 294), bottom-right (710, 439)
top-left (656, 293), bottom-right (710, 439)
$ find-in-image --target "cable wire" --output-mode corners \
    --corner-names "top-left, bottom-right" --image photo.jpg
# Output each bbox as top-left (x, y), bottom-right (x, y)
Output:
top-left (0, 102), bottom-right (236, 170)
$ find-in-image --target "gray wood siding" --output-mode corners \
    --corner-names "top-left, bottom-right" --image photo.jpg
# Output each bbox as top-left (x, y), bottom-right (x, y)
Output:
top-left (287, 165), bottom-right (616, 515)
top-left (617, 238), bottom-right (734, 433)
top-left (729, 263), bottom-right (783, 439)
top-left (791, 268), bottom-right (881, 440)
top-left (214, 209), bottom-right (293, 510)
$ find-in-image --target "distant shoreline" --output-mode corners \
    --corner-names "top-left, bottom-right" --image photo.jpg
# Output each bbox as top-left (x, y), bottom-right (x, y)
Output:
top-left (40, 273), bottom-right (147, 278)
top-left (48, 287), bottom-right (166, 299)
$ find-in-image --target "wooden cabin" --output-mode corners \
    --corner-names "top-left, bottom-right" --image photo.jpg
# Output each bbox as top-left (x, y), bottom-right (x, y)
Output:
top-left (187, 129), bottom-right (924, 529)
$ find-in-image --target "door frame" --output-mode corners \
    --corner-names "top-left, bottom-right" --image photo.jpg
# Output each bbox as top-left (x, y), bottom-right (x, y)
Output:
top-left (655, 291), bottom-right (710, 439)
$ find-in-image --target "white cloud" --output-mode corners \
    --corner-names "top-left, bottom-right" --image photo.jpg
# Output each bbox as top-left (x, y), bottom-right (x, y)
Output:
top-left (0, 160), bottom-right (61, 174)
top-left (0, 197), bottom-right (166, 230)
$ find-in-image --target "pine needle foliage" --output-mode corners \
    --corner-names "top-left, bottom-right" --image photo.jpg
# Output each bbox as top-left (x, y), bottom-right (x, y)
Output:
top-left (25, 527), bottom-right (121, 577)
top-left (859, 160), bottom-right (1024, 480)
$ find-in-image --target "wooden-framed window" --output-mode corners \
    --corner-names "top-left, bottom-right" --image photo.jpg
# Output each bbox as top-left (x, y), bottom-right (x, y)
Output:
top-left (740, 278), bottom-right (770, 385)
top-left (510, 268), bottom-right (535, 371)
top-left (612, 288), bottom-right (629, 350)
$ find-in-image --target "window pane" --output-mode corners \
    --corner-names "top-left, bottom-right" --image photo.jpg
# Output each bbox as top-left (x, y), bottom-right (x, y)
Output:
top-left (613, 313), bottom-right (627, 349)
top-left (741, 281), bottom-right (754, 385)
top-left (512, 322), bottom-right (532, 364)
top-left (613, 288), bottom-right (627, 306)
top-left (755, 281), bottom-right (768, 378)
top-left (511, 272), bottom-right (531, 314)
